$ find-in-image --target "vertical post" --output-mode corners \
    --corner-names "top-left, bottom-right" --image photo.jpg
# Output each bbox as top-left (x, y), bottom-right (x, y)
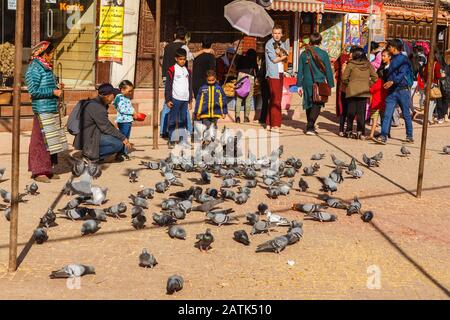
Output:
top-left (9, 0), bottom-right (25, 273)
top-left (153, 0), bottom-right (161, 149)
top-left (367, 0), bottom-right (374, 56)
top-left (417, 0), bottom-right (440, 198)
top-left (341, 13), bottom-right (347, 51)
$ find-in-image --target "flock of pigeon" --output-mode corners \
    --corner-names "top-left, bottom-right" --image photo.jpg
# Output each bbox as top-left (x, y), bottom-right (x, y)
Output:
top-left (1, 136), bottom-right (450, 295)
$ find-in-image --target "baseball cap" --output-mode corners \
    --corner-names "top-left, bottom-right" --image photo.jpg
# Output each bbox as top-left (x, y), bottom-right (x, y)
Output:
top-left (98, 83), bottom-right (120, 96)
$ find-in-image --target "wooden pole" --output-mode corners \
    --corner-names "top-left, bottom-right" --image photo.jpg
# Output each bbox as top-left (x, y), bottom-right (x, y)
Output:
top-left (9, 0), bottom-right (24, 273)
top-left (153, 0), bottom-right (161, 150)
top-left (417, 0), bottom-right (440, 198)
top-left (367, 0), bottom-right (374, 56)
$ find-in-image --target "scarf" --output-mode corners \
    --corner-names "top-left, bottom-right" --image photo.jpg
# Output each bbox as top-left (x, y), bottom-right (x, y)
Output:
top-left (33, 56), bottom-right (53, 70)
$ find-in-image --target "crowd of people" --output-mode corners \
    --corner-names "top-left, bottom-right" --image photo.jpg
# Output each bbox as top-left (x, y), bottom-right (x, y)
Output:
top-left (24, 26), bottom-right (450, 182)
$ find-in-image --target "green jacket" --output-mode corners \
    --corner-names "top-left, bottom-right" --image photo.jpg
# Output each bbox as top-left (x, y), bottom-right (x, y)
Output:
top-left (296, 46), bottom-right (335, 110)
top-left (25, 59), bottom-right (58, 114)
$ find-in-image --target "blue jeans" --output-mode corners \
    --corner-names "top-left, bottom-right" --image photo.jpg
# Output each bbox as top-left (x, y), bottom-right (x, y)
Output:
top-left (118, 122), bottom-right (132, 155)
top-left (381, 88), bottom-right (413, 139)
top-left (99, 134), bottom-right (124, 159)
top-left (168, 99), bottom-right (189, 142)
top-left (161, 102), bottom-right (193, 137)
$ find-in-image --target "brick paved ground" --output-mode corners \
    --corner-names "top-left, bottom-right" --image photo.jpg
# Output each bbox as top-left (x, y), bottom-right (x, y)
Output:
top-left (0, 100), bottom-right (449, 300)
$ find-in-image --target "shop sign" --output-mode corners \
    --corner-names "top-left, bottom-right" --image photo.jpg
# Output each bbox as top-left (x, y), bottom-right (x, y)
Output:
top-left (98, 0), bottom-right (125, 63)
top-left (7, 0), bottom-right (16, 10)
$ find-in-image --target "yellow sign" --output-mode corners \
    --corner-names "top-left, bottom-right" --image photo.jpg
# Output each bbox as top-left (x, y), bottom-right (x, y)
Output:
top-left (98, 0), bottom-right (125, 63)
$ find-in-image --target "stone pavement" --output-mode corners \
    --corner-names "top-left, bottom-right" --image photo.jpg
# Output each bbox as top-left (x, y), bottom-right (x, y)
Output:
top-left (0, 102), bottom-right (449, 300)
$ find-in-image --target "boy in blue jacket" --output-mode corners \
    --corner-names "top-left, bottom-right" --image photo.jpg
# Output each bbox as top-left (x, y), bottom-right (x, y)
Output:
top-left (194, 70), bottom-right (228, 143)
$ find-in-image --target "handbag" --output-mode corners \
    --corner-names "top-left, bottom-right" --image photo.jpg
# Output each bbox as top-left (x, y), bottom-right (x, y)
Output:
top-left (306, 47), bottom-right (331, 104)
top-left (222, 80), bottom-right (236, 98)
top-left (430, 84), bottom-right (442, 99)
top-left (235, 75), bottom-right (251, 98)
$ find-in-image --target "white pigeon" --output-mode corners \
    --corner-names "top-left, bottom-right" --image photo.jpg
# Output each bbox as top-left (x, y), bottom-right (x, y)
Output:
top-left (50, 264), bottom-right (95, 278)
top-left (85, 186), bottom-right (108, 206)
top-left (266, 211), bottom-right (291, 226)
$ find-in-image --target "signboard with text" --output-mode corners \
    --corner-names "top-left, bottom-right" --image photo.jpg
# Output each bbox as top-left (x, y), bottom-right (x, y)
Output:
top-left (98, 0), bottom-right (125, 63)
top-left (323, 0), bottom-right (383, 14)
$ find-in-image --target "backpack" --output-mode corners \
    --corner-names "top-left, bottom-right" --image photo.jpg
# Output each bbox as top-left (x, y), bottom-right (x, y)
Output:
top-left (440, 64), bottom-right (450, 94)
top-left (235, 75), bottom-right (251, 98)
top-left (67, 99), bottom-right (91, 136)
top-left (404, 65), bottom-right (415, 89)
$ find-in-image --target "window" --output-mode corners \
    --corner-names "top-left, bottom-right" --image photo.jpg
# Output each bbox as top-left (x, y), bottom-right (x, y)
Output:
top-left (0, 0), bottom-right (32, 46)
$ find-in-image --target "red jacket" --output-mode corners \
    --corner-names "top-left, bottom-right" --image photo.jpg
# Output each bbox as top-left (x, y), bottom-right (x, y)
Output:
top-left (370, 79), bottom-right (387, 111)
top-left (423, 61), bottom-right (442, 85)
top-left (165, 65), bottom-right (193, 104)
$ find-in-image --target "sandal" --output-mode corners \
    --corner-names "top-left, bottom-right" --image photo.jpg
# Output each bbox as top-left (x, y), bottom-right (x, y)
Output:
top-left (34, 175), bottom-right (51, 183)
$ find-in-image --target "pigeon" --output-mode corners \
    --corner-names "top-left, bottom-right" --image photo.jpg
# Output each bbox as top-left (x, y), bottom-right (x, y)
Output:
top-left (305, 211), bottom-right (337, 222)
top-left (168, 207), bottom-right (186, 220)
top-left (0, 167), bottom-right (6, 180)
top-left (129, 171), bottom-right (138, 183)
top-left (251, 220), bottom-right (276, 235)
top-left (129, 194), bottom-right (149, 209)
top-left (287, 220), bottom-right (304, 244)
top-left (61, 207), bottom-right (89, 221)
top-left (139, 161), bottom-right (159, 170)
top-left (50, 264), bottom-right (95, 279)
top-left (346, 168), bottom-right (364, 179)
top-left (25, 182), bottom-right (39, 195)
top-left (267, 187), bottom-right (280, 199)
top-left (234, 192), bottom-right (249, 205)
top-left (303, 163), bottom-right (320, 176)
top-left (246, 212), bottom-right (260, 225)
top-left (3, 207), bottom-right (11, 221)
top-left (152, 213), bottom-right (177, 226)
top-left (371, 152), bottom-right (383, 162)
top-left (139, 249), bottom-right (158, 268)
top-left (278, 183), bottom-right (292, 196)
top-left (347, 196), bottom-right (362, 216)
top-left (105, 202), bottom-right (127, 218)
top-left (71, 159), bottom-right (86, 177)
top-left (166, 275), bottom-right (184, 294)
top-left (283, 167), bottom-right (297, 178)
top-left (362, 211), bottom-right (374, 222)
top-left (200, 170), bottom-right (211, 184)
top-left (347, 158), bottom-right (358, 172)
top-left (311, 153), bottom-right (325, 161)
top-left (132, 214), bottom-right (147, 229)
top-left (177, 199), bottom-right (193, 214)
top-left (63, 197), bottom-right (84, 210)
top-left (244, 167), bottom-right (257, 179)
top-left (33, 227), bottom-right (48, 244)
top-left (195, 228), bottom-right (214, 252)
top-left (195, 193), bottom-right (214, 204)
top-left (263, 176), bottom-right (277, 186)
top-left (298, 178), bottom-right (309, 192)
top-left (168, 225), bottom-right (187, 240)
top-left (155, 181), bottom-right (170, 193)
top-left (363, 154), bottom-right (379, 167)
top-left (321, 195), bottom-right (348, 210)
top-left (85, 186), bottom-right (108, 206)
top-left (220, 189), bottom-right (236, 201)
top-left (266, 211), bottom-right (290, 226)
top-left (170, 187), bottom-right (202, 200)
top-left (400, 145), bottom-right (411, 157)
top-left (233, 230), bottom-right (250, 246)
top-left (237, 186), bottom-right (252, 196)
top-left (40, 208), bottom-right (57, 228)
top-left (192, 199), bottom-right (224, 212)
top-left (0, 189), bottom-right (27, 203)
top-left (292, 203), bottom-right (325, 214)
top-left (329, 167), bottom-right (345, 184)
top-left (206, 211), bottom-right (238, 226)
top-left (131, 206), bottom-right (145, 218)
top-left (257, 203), bottom-right (269, 215)
top-left (81, 220), bottom-right (100, 235)
top-left (221, 178), bottom-right (240, 188)
top-left (317, 176), bottom-right (338, 193)
top-left (161, 198), bottom-right (178, 210)
top-left (443, 146), bottom-right (450, 155)
top-left (331, 154), bottom-right (349, 167)
top-left (205, 188), bottom-right (219, 198)
top-left (69, 170), bottom-right (94, 197)
top-left (245, 179), bottom-right (257, 188)
top-left (137, 188), bottom-right (155, 199)
top-left (256, 235), bottom-right (289, 254)
top-left (86, 209), bottom-right (107, 222)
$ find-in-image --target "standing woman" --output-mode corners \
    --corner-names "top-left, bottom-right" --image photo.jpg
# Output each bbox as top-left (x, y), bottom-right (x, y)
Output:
top-left (341, 47), bottom-right (378, 139)
top-left (297, 32), bottom-right (335, 135)
top-left (26, 41), bottom-right (68, 183)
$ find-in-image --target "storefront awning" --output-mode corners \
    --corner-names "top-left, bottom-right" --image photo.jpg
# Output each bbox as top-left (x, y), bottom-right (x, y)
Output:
top-left (269, 0), bottom-right (325, 14)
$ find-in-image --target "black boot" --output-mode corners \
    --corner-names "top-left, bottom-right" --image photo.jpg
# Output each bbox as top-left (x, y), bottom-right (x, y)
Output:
top-left (235, 116), bottom-right (241, 123)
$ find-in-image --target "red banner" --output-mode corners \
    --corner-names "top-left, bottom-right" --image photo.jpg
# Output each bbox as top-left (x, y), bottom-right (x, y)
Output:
top-left (322, 0), bottom-right (384, 14)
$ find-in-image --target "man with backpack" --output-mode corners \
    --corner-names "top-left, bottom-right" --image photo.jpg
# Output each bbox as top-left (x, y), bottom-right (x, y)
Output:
top-left (71, 83), bottom-right (132, 162)
top-left (376, 39), bottom-right (414, 145)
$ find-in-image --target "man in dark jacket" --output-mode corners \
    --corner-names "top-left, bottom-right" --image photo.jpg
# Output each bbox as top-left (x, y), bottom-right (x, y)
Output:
top-left (377, 39), bottom-right (414, 144)
top-left (192, 36), bottom-right (216, 98)
top-left (74, 83), bottom-right (132, 162)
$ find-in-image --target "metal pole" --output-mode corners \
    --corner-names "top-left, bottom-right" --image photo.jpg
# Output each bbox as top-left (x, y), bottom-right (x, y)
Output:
top-left (417, 0), bottom-right (440, 198)
top-left (9, 0), bottom-right (24, 273)
top-left (153, 0), bottom-right (161, 150)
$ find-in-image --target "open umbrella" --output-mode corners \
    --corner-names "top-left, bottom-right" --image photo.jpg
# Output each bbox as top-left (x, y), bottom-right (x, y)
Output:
top-left (224, 0), bottom-right (274, 38)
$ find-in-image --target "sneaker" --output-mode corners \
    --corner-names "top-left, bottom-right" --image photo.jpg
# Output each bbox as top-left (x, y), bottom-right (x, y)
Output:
top-left (437, 119), bottom-right (444, 124)
top-left (235, 117), bottom-right (241, 123)
top-left (244, 117), bottom-right (250, 123)
top-left (305, 130), bottom-right (317, 136)
top-left (114, 154), bottom-right (125, 163)
top-left (405, 137), bottom-right (414, 143)
top-left (168, 142), bottom-right (175, 149)
top-left (445, 114), bottom-right (449, 122)
top-left (375, 136), bottom-right (387, 145)
top-left (338, 132), bottom-right (345, 137)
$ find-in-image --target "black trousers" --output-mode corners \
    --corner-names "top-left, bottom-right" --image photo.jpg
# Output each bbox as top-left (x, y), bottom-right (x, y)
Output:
top-left (339, 93), bottom-right (349, 133)
top-left (346, 97), bottom-right (367, 135)
top-left (436, 95), bottom-right (450, 119)
top-left (259, 77), bottom-right (270, 123)
top-left (306, 105), bottom-right (322, 132)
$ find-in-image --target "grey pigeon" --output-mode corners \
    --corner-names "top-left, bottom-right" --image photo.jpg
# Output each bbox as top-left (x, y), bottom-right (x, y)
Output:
top-left (200, 170), bottom-right (211, 184)
top-left (286, 157), bottom-right (302, 170)
top-left (347, 196), bottom-right (362, 215)
top-left (317, 176), bottom-right (338, 193)
top-left (329, 167), bottom-right (344, 184)
top-left (155, 181), bottom-right (170, 193)
top-left (331, 154), bottom-right (349, 167)
top-left (205, 188), bottom-right (219, 198)
top-left (251, 220), bottom-right (276, 235)
top-left (287, 220), bottom-right (304, 244)
top-left (283, 167), bottom-right (297, 178)
top-left (50, 264), bottom-right (95, 279)
top-left (0, 188), bottom-right (27, 203)
top-left (85, 186), bottom-right (108, 206)
top-left (129, 194), bottom-right (149, 208)
top-left (195, 193), bottom-right (214, 204)
top-left (170, 187), bottom-right (202, 200)
top-left (278, 184), bottom-right (291, 196)
top-left (321, 195), bottom-right (347, 210)
top-left (257, 203), bottom-right (269, 215)
top-left (233, 230), bottom-right (250, 246)
top-left (131, 206), bottom-right (145, 218)
top-left (162, 198), bottom-right (178, 210)
top-left (129, 171), bottom-right (138, 183)
top-left (256, 235), bottom-right (289, 254)
top-left (400, 145), bottom-right (411, 157)
top-left (298, 178), bottom-right (309, 192)
top-left (292, 203), bottom-right (325, 214)
top-left (305, 211), bottom-right (337, 222)
top-left (237, 186), bottom-right (251, 196)
top-left (206, 210), bottom-right (238, 226)
top-left (221, 178), bottom-right (240, 188)
top-left (152, 213), bottom-right (177, 226)
top-left (168, 225), bottom-right (187, 240)
top-left (346, 168), bottom-right (364, 179)
top-left (3, 207), bottom-right (11, 221)
top-left (192, 199), bottom-right (224, 212)
top-left (81, 220), bottom-right (100, 235)
top-left (87, 209), bottom-right (107, 222)
top-left (311, 153), bottom-right (325, 161)
top-left (246, 212), bottom-right (260, 225)
top-left (195, 228), bottom-right (214, 252)
top-left (71, 159), bottom-right (86, 177)
top-left (0, 167), bottom-right (6, 180)
top-left (303, 163), bottom-right (320, 176)
top-left (87, 162), bottom-right (102, 179)
top-left (363, 154), bottom-right (379, 167)
top-left (40, 208), bottom-right (57, 228)
top-left (220, 189), bottom-right (236, 201)
top-left (137, 188), bottom-right (155, 199)
top-left (267, 187), bottom-right (280, 199)
top-left (105, 202), bottom-right (127, 218)
top-left (61, 207), bottom-right (89, 221)
top-left (244, 167), bottom-right (257, 179)
top-left (25, 182), bottom-right (39, 195)
top-left (348, 158), bottom-right (357, 172)
top-left (168, 207), bottom-right (186, 220)
top-left (362, 211), bottom-right (374, 222)
top-left (132, 214), bottom-right (147, 229)
top-left (140, 161), bottom-right (159, 170)
top-left (166, 275), bottom-right (184, 294)
top-left (245, 179), bottom-right (257, 188)
top-left (371, 152), bottom-right (383, 162)
top-left (443, 146), bottom-right (450, 155)
top-left (34, 227), bottom-right (48, 244)
top-left (178, 198), bottom-right (193, 213)
top-left (235, 192), bottom-right (249, 205)
top-left (139, 249), bottom-right (157, 268)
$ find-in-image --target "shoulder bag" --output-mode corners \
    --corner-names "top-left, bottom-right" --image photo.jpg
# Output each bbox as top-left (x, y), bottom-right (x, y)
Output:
top-left (306, 47), bottom-right (331, 104)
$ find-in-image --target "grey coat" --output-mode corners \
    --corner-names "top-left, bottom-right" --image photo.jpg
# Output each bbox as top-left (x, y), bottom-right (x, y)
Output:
top-left (73, 96), bottom-right (126, 161)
